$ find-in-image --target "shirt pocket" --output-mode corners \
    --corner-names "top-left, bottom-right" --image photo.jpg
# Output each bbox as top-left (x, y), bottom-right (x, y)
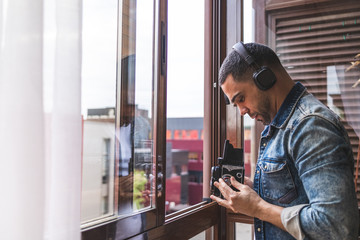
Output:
top-left (260, 159), bottom-right (297, 204)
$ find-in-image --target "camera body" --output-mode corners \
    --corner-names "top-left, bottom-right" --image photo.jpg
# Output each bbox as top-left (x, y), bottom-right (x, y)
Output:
top-left (211, 140), bottom-right (244, 197)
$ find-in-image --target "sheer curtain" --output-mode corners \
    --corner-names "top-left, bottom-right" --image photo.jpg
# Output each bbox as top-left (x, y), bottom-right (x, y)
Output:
top-left (0, 0), bottom-right (82, 239)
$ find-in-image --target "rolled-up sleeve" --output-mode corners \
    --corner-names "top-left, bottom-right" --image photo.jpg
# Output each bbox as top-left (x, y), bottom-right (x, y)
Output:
top-left (281, 204), bottom-right (308, 239)
top-left (289, 116), bottom-right (359, 239)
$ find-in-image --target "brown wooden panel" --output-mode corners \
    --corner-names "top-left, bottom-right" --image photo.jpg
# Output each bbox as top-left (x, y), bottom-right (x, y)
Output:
top-left (227, 211), bottom-right (254, 224)
top-left (265, 0), bottom-right (334, 11)
top-left (276, 11), bottom-right (360, 28)
top-left (130, 203), bottom-right (220, 239)
top-left (277, 18), bottom-right (360, 35)
top-left (282, 57), bottom-right (356, 67)
top-left (279, 48), bottom-right (359, 61)
top-left (267, 0), bottom-right (360, 206)
top-left (277, 42), bottom-right (360, 55)
top-left (277, 35), bottom-right (360, 48)
top-left (276, 27), bottom-right (360, 42)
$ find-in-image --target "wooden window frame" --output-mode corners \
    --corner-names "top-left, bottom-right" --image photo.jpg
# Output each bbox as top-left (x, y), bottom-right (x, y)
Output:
top-left (82, 0), bottom-right (255, 239)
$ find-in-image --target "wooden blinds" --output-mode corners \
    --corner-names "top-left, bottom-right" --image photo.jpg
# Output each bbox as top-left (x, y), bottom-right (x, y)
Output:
top-left (268, 2), bottom-right (360, 204)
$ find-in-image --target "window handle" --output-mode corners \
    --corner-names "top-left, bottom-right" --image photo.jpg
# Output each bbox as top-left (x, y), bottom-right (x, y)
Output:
top-left (161, 21), bottom-right (167, 76)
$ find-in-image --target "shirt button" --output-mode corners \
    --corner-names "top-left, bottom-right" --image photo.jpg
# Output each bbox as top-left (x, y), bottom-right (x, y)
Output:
top-left (264, 165), bottom-right (267, 169)
top-left (263, 143), bottom-right (266, 147)
top-left (257, 170), bottom-right (260, 174)
top-left (257, 227), bottom-right (261, 232)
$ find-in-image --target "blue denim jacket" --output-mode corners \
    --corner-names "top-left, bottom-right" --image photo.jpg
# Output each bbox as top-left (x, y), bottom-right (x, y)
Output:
top-left (253, 82), bottom-right (359, 240)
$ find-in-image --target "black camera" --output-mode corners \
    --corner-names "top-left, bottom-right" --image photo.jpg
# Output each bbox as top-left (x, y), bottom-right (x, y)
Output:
top-left (211, 140), bottom-right (244, 197)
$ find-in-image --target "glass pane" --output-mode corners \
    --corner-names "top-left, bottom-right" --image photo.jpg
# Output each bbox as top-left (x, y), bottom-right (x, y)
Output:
top-left (189, 227), bottom-right (213, 240)
top-left (118, 0), bottom-right (156, 215)
top-left (81, 0), bottom-right (118, 223)
top-left (243, 0), bottom-right (256, 181)
top-left (166, 0), bottom-right (205, 214)
top-left (235, 223), bottom-right (253, 240)
top-left (81, 0), bottom-right (157, 225)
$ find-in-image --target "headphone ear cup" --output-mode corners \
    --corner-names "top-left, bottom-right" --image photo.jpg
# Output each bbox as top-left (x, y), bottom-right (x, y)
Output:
top-left (253, 67), bottom-right (277, 91)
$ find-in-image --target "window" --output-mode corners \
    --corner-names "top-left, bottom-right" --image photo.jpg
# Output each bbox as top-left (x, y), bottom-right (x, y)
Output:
top-left (166, 1), bottom-right (205, 215)
top-left (117, 0), bottom-right (156, 215)
top-left (81, 0), bottom-right (160, 234)
top-left (81, 0), bottom-right (244, 239)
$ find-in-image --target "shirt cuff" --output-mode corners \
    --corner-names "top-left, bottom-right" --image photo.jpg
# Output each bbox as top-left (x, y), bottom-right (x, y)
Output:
top-left (281, 204), bottom-right (308, 240)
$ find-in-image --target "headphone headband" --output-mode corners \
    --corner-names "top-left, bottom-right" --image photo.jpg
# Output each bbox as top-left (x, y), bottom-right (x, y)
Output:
top-left (231, 41), bottom-right (277, 91)
top-left (232, 42), bottom-right (255, 66)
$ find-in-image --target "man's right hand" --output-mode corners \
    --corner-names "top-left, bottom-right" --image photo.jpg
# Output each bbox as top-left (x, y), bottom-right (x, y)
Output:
top-left (244, 176), bottom-right (253, 189)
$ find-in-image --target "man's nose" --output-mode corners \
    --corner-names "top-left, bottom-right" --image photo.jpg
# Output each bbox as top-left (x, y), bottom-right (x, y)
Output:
top-left (237, 105), bottom-right (248, 116)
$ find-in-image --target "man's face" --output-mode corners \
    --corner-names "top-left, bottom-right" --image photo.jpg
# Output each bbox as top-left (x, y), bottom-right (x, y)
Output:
top-left (221, 74), bottom-right (272, 125)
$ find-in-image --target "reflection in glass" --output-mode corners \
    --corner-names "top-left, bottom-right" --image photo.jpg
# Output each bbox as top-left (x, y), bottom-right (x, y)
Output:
top-left (118, 0), bottom-right (156, 215)
top-left (81, 0), bottom-right (156, 224)
top-left (81, 0), bottom-right (118, 223)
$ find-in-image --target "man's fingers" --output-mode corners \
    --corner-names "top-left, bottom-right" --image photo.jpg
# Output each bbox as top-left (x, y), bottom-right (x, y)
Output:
top-left (244, 176), bottom-right (254, 188)
top-left (218, 178), bottom-right (234, 198)
top-left (210, 194), bottom-right (221, 202)
top-left (210, 194), bottom-right (229, 208)
top-left (230, 176), bottom-right (244, 191)
top-left (213, 178), bottom-right (232, 199)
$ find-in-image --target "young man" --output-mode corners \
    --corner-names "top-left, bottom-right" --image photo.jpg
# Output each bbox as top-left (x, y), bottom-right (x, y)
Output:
top-left (210, 42), bottom-right (359, 239)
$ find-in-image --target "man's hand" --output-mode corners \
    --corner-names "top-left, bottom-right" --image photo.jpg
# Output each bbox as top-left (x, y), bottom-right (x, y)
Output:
top-left (244, 176), bottom-right (253, 189)
top-left (210, 176), bottom-right (285, 231)
top-left (210, 176), bottom-right (262, 217)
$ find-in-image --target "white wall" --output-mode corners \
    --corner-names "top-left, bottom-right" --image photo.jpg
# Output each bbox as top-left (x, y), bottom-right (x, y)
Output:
top-left (81, 120), bottom-right (115, 222)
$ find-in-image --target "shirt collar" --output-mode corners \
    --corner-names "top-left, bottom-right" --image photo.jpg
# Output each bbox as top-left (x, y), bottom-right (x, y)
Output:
top-left (262, 82), bottom-right (306, 136)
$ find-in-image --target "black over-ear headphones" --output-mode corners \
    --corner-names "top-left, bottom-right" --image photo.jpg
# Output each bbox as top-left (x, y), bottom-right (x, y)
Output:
top-left (232, 42), bottom-right (277, 91)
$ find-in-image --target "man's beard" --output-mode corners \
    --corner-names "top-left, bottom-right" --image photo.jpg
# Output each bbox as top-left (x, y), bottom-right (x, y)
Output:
top-left (256, 94), bottom-right (272, 125)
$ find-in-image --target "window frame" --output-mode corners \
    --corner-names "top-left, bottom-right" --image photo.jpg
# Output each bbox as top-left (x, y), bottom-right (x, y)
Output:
top-left (81, 0), bottom-right (254, 239)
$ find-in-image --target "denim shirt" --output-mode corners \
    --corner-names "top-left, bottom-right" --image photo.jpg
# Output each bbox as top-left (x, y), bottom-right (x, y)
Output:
top-left (253, 82), bottom-right (359, 240)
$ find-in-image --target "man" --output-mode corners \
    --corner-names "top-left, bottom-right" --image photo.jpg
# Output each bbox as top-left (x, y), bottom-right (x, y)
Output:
top-left (210, 42), bottom-right (359, 239)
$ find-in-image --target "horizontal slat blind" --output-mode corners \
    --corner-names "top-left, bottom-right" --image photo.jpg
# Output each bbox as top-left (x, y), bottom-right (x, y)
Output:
top-left (272, 4), bottom-right (360, 204)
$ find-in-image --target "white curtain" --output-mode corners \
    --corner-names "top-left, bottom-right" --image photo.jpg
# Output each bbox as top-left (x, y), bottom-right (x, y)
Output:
top-left (0, 0), bottom-right (82, 239)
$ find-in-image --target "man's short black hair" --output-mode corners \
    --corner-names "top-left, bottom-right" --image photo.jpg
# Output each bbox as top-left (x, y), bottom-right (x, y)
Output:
top-left (218, 43), bottom-right (281, 85)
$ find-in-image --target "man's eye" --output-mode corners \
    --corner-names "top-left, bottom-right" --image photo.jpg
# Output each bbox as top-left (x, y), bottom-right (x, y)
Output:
top-left (237, 96), bottom-right (244, 103)
top-left (233, 96), bottom-right (244, 107)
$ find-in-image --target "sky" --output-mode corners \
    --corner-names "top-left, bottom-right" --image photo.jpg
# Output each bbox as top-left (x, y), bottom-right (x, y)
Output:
top-left (81, 0), bottom-right (118, 118)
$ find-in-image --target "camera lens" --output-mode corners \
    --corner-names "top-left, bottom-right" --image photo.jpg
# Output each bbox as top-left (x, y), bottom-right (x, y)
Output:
top-left (223, 176), bottom-right (231, 186)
